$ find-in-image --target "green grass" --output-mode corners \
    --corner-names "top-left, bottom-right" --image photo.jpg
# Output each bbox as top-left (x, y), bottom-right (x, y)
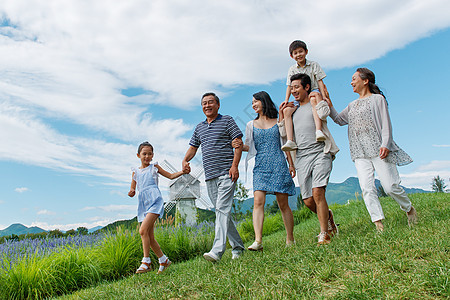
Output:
top-left (56, 193), bottom-right (449, 299)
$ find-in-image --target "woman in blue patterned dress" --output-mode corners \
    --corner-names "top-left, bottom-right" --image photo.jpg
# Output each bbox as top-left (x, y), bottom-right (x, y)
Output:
top-left (235, 91), bottom-right (296, 251)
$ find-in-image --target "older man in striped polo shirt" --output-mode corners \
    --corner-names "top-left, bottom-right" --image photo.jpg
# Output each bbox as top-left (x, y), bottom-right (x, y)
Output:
top-left (182, 92), bottom-right (245, 262)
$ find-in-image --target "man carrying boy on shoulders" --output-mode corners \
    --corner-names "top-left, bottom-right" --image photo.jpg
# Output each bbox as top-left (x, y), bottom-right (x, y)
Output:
top-left (279, 73), bottom-right (339, 244)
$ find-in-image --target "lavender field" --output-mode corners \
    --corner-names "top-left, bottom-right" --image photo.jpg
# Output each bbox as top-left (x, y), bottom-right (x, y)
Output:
top-left (0, 233), bottom-right (106, 270)
top-left (0, 209), bottom-right (311, 299)
top-left (0, 220), bottom-right (218, 299)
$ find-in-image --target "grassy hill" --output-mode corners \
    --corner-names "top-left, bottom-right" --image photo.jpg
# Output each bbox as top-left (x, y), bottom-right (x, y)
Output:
top-left (58, 192), bottom-right (449, 299)
top-left (240, 177), bottom-right (429, 213)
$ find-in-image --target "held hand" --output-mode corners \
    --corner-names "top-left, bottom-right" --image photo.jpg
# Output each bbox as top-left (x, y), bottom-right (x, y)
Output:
top-left (182, 161), bottom-right (190, 173)
top-left (229, 165), bottom-right (239, 182)
top-left (289, 165), bottom-right (296, 178)
top-left (128, 189), bottom-right (135, 197)
top-left (182, 164), bottom-right (191, 174)
top-left (379, 147), bottom-right (390, 159)
top-left (231, 138), bottom-right (243, 149)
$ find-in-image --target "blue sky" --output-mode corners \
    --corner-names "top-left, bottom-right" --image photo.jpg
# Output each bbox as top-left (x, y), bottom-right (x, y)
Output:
top-left (1, 1), bottom-right (449, 231)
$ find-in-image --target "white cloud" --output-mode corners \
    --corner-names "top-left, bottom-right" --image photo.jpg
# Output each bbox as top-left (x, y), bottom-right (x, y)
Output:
top-left (432, 145), bottom-right (450, 148)
top-left (2, 0), bottom-right (449, 106)
top-left (0, 1), bottom-right (449, 196)
top-left (417, 160), bottom-right (450, 172)
top-left (80, 206), bottom-right (96, 212)
top-left (14, 187), bottom-right (29, 193)
top-left (80, 204), bottom-right (136, 212)
top-left (0, 103), bottom-right (191, 183)
top-left (37, 209), bottom-right (56, 216)
top-left (30, 219), bottom-right (115, 231)
top-left (400, 160), bottom-right (450, 190)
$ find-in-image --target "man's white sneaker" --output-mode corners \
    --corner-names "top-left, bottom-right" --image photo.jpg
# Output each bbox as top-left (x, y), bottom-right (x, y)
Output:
top-left (281, 140), bottom-right (298, 151)
top-left (232, 252), bottom-right (242, 260)
top-left (203, 251), bottom-right (219, 262)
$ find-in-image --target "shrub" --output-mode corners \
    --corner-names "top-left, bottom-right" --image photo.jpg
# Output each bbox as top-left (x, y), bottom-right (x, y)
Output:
top-left (0, 206), bottom-right (313, 299)
top-left (50, 246), bottom-right (100, 293)
top-left (0, 253), bottom-right (56, 300)
top-left (95, 227), bottom-right (142, 279)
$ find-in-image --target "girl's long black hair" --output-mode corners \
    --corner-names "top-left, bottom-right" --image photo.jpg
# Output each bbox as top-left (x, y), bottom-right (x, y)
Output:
top-left (253, 91), bottom-right (278, 119)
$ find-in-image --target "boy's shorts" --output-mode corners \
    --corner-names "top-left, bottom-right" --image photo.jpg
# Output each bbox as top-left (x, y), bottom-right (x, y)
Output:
top-left (293, 89), bottom-right (321, 107)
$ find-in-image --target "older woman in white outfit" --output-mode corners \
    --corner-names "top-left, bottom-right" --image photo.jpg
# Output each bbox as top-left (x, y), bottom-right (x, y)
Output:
top-left (327, 67), bottom-right (417, 232)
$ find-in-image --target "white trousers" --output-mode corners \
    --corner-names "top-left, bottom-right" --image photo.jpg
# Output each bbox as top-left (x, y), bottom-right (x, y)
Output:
top-left (355, 157), bottom-right (412, 222)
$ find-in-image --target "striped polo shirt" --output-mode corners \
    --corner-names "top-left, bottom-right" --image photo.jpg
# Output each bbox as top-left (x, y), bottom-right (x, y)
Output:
top-left (189, 114), bottom-right (243, 181)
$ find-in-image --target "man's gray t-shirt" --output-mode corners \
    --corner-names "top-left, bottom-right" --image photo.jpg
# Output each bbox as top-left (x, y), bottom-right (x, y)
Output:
top-left (293, 102), bottom-right (324, 155)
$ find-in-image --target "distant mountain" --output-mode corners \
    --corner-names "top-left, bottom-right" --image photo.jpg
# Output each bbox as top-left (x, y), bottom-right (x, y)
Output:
top-left (0, 223), bottom-right (47, 237)
top-left (97, 217), bottom-right (138, 233)
top-left (239, 177), bottom-right (429, 212)
top-left (88, 226), bottom-right (103, 233)
top-left (326, 177), bottom-right (430, 205)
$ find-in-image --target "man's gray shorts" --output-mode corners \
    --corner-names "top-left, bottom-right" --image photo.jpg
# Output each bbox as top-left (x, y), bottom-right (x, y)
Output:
top-left (295, 151), bottom-right (332, 199)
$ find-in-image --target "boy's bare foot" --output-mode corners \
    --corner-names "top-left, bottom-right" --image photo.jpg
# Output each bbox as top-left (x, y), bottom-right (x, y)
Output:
top-left (374, 220), bottom-right (384, 232)
top-left (407, 206), bottom-right (418, 227)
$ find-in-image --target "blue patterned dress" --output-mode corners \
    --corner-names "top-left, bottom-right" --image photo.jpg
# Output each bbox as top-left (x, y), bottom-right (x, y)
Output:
top-left (253, 124), bottom-right (296, 195)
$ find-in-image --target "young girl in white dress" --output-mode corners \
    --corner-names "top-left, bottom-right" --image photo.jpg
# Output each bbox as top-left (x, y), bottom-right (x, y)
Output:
top-left (128, 141), bottom-right (189, 274)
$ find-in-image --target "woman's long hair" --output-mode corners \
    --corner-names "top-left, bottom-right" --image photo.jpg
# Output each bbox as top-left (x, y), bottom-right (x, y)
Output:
top-left (356, 67), bottom-right (386, 101)
top-left (253, 91), bottom-right (278, 119)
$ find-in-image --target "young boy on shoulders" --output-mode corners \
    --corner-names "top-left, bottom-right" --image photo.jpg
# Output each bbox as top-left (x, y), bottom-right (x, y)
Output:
top-left (281, 40), bottom-right (329, 151)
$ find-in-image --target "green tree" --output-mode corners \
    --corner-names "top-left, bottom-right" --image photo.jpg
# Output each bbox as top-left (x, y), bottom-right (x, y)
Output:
top-left (65, 229), bottom-right (77, 236)
top-left (76, 227), bottom-right (89, 235)
top-left (49, 229), bottom-right (63, 238)
top-left (9, 234), bottom-right (19, 241)
top-left (431, 175), bottom-right (447, 193)
top-left (266, 199), bottom-right (279, 214)
top-left (232, 180), bottom-right (248, 220)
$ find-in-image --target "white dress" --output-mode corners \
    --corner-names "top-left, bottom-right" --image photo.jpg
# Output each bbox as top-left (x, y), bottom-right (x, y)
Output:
top-left (132, 162), bottom-right (164, 222)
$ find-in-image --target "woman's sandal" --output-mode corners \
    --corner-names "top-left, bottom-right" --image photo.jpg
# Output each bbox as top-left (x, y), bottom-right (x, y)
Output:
top-left (157, 258), bottom-right (172, 274)
top-left (248, 241), bottom-right (263, 251)
top-left (136, 261), bottom-right (152, 274)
